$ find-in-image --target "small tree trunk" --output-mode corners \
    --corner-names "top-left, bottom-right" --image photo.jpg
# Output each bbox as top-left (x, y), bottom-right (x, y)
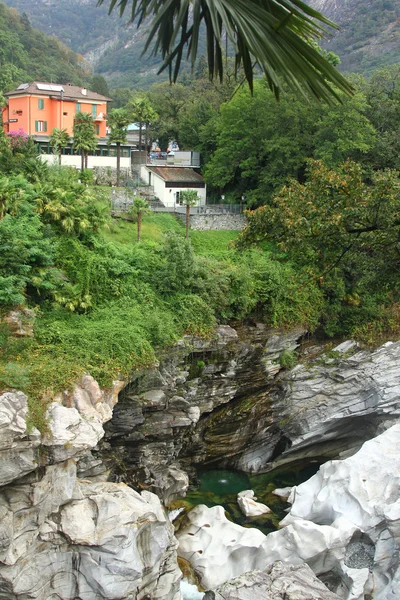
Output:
top-left (185, 203), bottom-right (190, 239)
top-left (116, 142), bottom-right (121, 187)
top-left (137, 211), bottom-right (142, 242)
top-left (58, 150), bottom-right (62, 166)
top-left (139, 121), bottom-right (143, 152)
top-left (145, 123), bottom-right (149, 155)
top-left (85, 152), bottom-right (88, 169)
top-left (81, 151), bottom-right (84, 172)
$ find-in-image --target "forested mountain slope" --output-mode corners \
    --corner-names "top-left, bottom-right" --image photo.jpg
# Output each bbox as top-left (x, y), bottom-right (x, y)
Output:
top-left (3, 0), bottom-right (400, 90)
top-left (1, 0), bottom-right (168, 89)
top-left (0, 1), bottom-right (88, 91)
top-left (310, 0), bottom-right (400, 73)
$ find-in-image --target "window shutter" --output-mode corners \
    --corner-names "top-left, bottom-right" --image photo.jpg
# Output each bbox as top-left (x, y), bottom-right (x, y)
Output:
top-left (35, 120), bottom-right (39, 132)
top-left (44, 122), bottom-right (47, 132)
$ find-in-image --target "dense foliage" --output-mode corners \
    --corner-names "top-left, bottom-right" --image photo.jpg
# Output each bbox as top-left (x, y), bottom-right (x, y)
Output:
top-left (0, 145), bottom-right (323, 428)
top-left (238, 160), bottom-right (400, 337)
top-left (0, 1), bottom-right (88, 92)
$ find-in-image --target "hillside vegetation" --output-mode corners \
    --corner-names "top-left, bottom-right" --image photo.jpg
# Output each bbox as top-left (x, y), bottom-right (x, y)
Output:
top-left (3, 0), bottom-right (400, 88)
top-left (310, 0), bottom-right (400, 74)
top-left (0, 1), bottom-right (88, 92)
top-left (1, 127), bottom-right (400, 432)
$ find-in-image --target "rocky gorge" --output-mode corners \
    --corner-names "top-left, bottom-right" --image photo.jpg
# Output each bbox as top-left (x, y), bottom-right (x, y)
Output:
top-left (1, 324), bottom-right (400, 599)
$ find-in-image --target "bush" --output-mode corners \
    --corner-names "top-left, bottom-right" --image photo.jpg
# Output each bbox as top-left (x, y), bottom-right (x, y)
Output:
top-left (279, 350), bottom-right (297, 370)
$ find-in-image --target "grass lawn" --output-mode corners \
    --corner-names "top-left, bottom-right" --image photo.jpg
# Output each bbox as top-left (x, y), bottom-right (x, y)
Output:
top-left (189, 230), bottom-right (239, 257)
top-left (103, 212), bottom-right (240, 254)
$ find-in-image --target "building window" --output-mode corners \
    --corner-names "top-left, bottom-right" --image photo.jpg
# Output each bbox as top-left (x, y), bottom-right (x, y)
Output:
top-left (95, 124), bottom-right (100, 135)
top-left (38, 99), bottom-right (44, 110)
top-left (35, 120), bottom-right (47, 132)
top-left (76, 103), bottom-right (81, 113)
top-left (92, 104), bottom-right (97, 117)
top-left (63, 112), bottom-right (68, 116)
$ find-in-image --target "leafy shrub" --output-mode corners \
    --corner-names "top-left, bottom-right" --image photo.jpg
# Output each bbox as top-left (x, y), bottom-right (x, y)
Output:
top-left (0, 362), bottom-right (30, 389)
top-left (279, 350), bottom-right (297, 370)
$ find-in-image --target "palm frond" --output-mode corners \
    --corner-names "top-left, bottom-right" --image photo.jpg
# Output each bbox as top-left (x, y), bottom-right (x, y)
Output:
top-left (97, 0), bottom-right (353, 101)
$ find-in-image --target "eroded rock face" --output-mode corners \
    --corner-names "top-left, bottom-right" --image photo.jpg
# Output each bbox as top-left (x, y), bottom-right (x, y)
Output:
top-left (2, 307), bottom-right (35, 337)
top-left (177, 425), bottom-right (400, 600)
top-left (267, 340), bottom-right (400, 470)
top-left (282, 422), bottom-right (400, 599)
top-left (101, 324), bottom-right (306, 487)
top-left (237, 489), bottom-right (271, 517)
top-left (0, 380), bottom-right (182, 600)
top-left (0, 461), bottom-right (181, 600)
top-left (176, 503), bottom-right (356, 591)
top-left (204, 562), bottom-right (340, 600)
top-left (0, 377), bottom-right (111, 487)
top-left (102, 330), bottom-right (400, 485)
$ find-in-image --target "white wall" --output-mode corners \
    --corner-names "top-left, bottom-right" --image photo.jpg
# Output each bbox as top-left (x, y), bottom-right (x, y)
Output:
top-left (163, 185), bottom-right (206, 207)
top-left (41, 154), bottom-right (131, 169)
top-left (140, 166), bottom-right (206, 207)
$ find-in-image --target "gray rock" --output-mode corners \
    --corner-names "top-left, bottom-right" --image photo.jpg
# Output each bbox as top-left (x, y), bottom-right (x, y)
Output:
top-left (204, 562), bottom-right (340, 599)
top-left (0, 391), bottom-right (40, 487)
top-left (0, 460), bottom-right (182, 600)
top-left (2, 307), bottom-right (35, 337)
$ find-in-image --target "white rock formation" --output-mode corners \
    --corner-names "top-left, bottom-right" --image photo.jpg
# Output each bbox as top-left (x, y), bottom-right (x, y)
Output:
top-left (178, 425), bottom-right (400, 599)
top-left (237, 489), bottom-right (272, 517)
top-left (203, 562), bottom-right (340, 599)
top-left (0, 381), bottom-right (182, 600)
top-left (0, 460), bottom-right (181, 599)
top-left (177, 504), bottom-right (356, 590)
top-left (282, 422), bottom-right (400, 599)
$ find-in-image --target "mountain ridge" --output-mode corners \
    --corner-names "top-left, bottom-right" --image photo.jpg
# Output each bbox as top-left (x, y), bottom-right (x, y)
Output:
top-left (2, 0), bottom-right (400, 89)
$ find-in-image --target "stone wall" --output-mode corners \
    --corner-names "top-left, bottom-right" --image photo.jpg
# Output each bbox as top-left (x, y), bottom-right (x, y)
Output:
top-left (184, 213), bottom-right (247, 231)
top-left (93, 166), bottom-right (131, 186)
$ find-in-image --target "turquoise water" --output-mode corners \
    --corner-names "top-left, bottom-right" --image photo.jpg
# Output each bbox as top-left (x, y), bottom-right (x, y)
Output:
top-left (182, 463), bottom-right (320, 536)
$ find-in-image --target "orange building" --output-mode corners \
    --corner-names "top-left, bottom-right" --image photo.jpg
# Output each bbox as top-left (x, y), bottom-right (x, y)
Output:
top-left (2, 82), bottom-right (111, 139)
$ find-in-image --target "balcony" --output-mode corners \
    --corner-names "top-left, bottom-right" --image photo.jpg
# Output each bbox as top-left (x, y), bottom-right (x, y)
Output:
top-left (93, 112), bottom-right (107, 122)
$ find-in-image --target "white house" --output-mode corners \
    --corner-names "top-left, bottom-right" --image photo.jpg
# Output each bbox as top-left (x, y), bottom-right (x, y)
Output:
top-left (140, 166), bottom-right (206, 207)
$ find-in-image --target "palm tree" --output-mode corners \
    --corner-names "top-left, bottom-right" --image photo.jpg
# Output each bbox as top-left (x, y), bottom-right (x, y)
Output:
top-left (180, 190), bottom-right (199, 239)
top-left (49, 128), bottom-right (70, 165)
top-left (107, 108), bottom-right (130, 186)
top-left (128, 196), bottom-right (151, 242)
top-left (143, 102), bottom-right (158, 154)
top-left (73, 112), bottom-right (97, 171)
top-left (98, 0), bottom-right (352, 103)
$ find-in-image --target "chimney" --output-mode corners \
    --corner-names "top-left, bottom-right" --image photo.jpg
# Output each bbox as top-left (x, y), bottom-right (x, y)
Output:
top-left (81, 88), bottom-right (87, 96)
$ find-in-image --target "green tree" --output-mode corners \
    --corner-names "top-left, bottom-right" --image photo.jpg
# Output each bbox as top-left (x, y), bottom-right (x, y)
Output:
top-left (204, 79), bottom-right (376, 205)
top-left (128, 196), bottom-right (151, 242)
top-left (109, 87), bottom-right (134, 109)
top-left (49, 128), bottom-right (70, 165)
top-left (238, 159), bottom-right (400, 287)
top-left (180, 190), bottom-right (199, 239)
top-left (148, 83), bottom-right (189, 150)
top-left (107, 108), bottom-right (130, 186)
top-left (90, 74), bottom-right (110, 97)
top-left (237, 159), bottom-right (400, 334)
top-left (364, 65), bottom-right (400, 171)
top-left (127, 96), bottom-right (157, 153)
top-left (73, 112), bottom-right (97, 171)
top-left (99, 0), bottom-right (352, 102)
